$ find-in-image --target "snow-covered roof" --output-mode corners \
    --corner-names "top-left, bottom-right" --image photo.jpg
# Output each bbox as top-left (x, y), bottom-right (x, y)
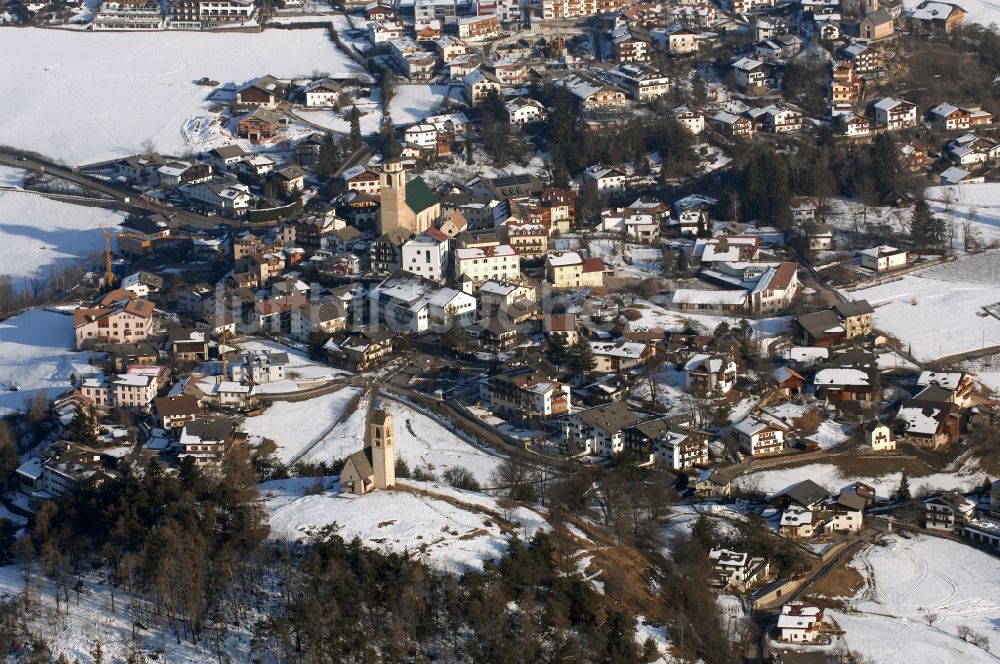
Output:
top-left (672, 289), bottom-right (747, 306)
top-left (779, 507), bottom-right (813, 528)
top-left (814, 368), bottom-right (870, 387)
top-left (546, 251), bottom-right (583, 267)
top-left (917, 371), bottom-right (963, 391)
top-left (909, 1), bottom-right (960, 20)
top-left (589, 341), bottom-right (647, 358)
top-left (898, 404), bottom-right (944, 435)
top-left (732, 57), bottom-right (765, 71)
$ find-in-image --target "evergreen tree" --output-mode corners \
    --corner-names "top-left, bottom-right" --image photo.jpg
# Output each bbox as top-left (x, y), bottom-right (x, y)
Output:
top-left (896, 471), bottom-right (911, 502)
top-left (909, 196), bottom-right (945, 251)
top-left (547, 332), bottom-right (568, 365)
top-left (566, 338), bottom-right (596, 376)
top-left (735, 318), bottom-right (753, 341)
top-left (869, 132), bottom-right (900, 199)
top-left (65, 405), bottom-right (97, 446)
top-left (348, 106), bottom-right (362, 151)
top-left (713, 322), bottom-right (730, 339)
top-left (317, 132), bottom-right (342, 177)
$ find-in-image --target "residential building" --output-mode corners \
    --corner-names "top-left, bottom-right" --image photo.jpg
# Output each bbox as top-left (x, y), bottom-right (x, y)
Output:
top-left (872, 98), bottom-right (917, 130)
top-left (545, 251), bottom-right (606, 288)
top-left (624, 418), bottom-right (710, 469)
top-left (732, 57), bottom-right (769, 94)
top-left (907, 0), bottom-right (965, 32)
top-left (778, 602), bottom-right (825, 643)
top-left (589, 340), bottom-right (654, 373)
top-left (583, 165), bottom-right (626, 193)
top-left (505, 97), bottom-right (547, 124)
top-left (708, 549), bottom-right (770, 590)
top-left (860, 8), bottom-right (894, 40)
top-left (928, 103), bottom-right (993, 131)
top-left (924, 491), bottom-right (976, 530)
top-left (73, 293), bottom-right (155, 350)
top-left (684, 353), bottom-right (738, 395)
top-left (178, 419), bottom-right (232, 471)
top-left (605, 63), bottom-right (671, 101)
top-left (860, 245), bottom-right (908, 271)
top-left (564, 401), bottom-right (645, 456)
top-left (454, 245), bottom-right (520, 293)
top-left (490, 366), bottom-right (572, 424)
top-left (734, 416), bottom-right (786, 456)
top-left (401, 228), bottom-right (451, 283)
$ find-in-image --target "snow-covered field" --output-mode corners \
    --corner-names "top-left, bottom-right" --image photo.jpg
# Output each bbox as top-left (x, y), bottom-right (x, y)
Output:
top-left (262, 477), bottom-right (547, 571)
top-left (0, 309), bottom-right (95, 416)
top-left (846, 266), bottom-right (1000, 362)
top-left (832, 533), bottom-right (1000, 662)
top-left (741, 458), bottom-right (989, 498)
top-left (924, 183), bottom-right (1000, 249)
top-left (0, 28), bottom-right (363, 165)
top-left (253, 389), bottom-right (502, 481)
top-left (240, 387), bottom-right (362, 464)
top-left (0, 186), bottom-right (122, 284)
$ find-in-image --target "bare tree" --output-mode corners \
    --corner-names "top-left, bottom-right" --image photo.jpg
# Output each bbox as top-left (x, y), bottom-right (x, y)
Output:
top-left (963, 205), bottom-right (979, 252)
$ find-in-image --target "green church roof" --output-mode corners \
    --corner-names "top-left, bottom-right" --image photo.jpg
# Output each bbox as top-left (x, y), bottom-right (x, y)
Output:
top-left (405, 177), bottom-right (439, 214)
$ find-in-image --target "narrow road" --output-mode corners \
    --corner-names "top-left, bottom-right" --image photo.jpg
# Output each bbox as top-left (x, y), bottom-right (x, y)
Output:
top-left (0, 147), bottom-right (226, 230)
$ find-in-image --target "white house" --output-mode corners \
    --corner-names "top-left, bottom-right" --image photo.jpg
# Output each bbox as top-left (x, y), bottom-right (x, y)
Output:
top-left (404, 123), bottom-right (439, 150)
top-left (778, 602), bottom-right (824, 643)
top-left (583, 165), bottom-right (626, 193)
top-left (505, 97), bottom-right (546, 125)
top-left (303, 79), bottom-right (341, 108)
top-left (859, 245), bottom-right (907, 272)
top-left (454, 245), bottom-right (521, 294)
top-left (733, 416), bottom-right (785, 456)
top-left (401, 228), bottom-right (451, 283)
top-left (872, 97), bottom-right (917, 130)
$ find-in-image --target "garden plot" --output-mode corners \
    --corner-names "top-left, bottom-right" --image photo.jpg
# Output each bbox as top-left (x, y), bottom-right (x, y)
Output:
top-left (588, 239), bottom-right (664, 278)
top-left (845, 264), bottom-right (1000, 362)
top-left (0, 309), bottom-right (95, 416)
top-left (236, 339), bottom-right (347, 393)
top-left (828, 533), bottom-right (1000, 662)
top-left (0, 28), bottom-right (362, 165)
top-left (627, 298), bottom-right (792, 341)
top-left (239, 387), bottom-right (363, 464)
top-left (297, 84), bottom-right (463, 136)
top-left (261, 477), bottom-right (548, 572)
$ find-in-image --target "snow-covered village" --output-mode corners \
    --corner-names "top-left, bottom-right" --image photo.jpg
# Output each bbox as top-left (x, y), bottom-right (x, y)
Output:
top-left (1, 0), bottom-right (1000, 660)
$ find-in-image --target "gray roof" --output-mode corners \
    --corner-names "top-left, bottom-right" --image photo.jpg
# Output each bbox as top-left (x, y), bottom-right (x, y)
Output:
top-left (774, 479), bottom-right (830, 508)
top-left (575, 401), bottom-right (645, 434)
top-left (834, 492), bottom-right (867, 511)
top-left (347, 448), bottom-right (374, 478)
top-left (913, 384), bottom-right (953, 403)
top-left (797, 309), bottom-right (843, 337)
top-left (834, 300), bottom-right (874, 318)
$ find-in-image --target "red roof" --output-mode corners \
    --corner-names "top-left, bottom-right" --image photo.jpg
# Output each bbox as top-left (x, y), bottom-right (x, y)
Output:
top-left (582, 257), bottom-right (605, 273)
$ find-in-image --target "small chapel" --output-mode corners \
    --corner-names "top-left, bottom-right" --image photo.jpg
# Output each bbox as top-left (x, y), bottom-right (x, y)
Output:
top-left (340, 409), bottom-right (396, 494)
